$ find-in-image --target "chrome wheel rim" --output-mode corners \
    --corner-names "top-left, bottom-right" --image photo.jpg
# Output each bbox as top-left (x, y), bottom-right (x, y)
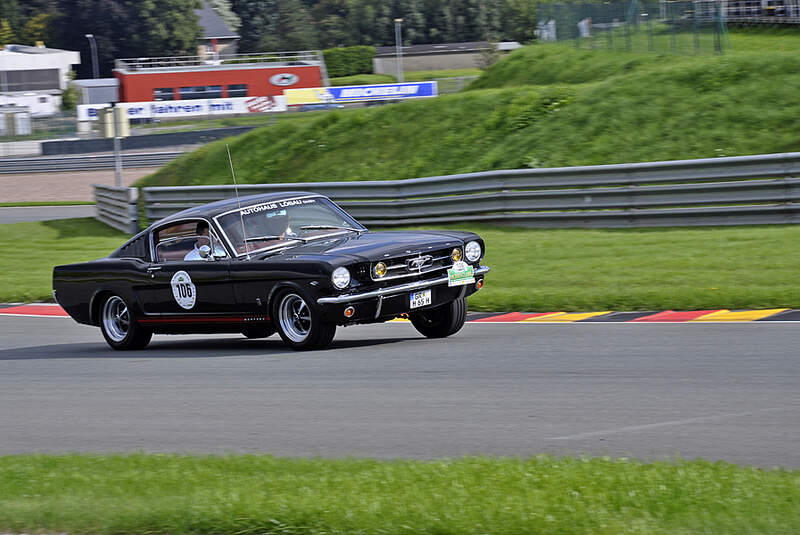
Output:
top-left (102, 295), bottom-right (129, 342)
top-left (278, 293), bottom-right (311, 343)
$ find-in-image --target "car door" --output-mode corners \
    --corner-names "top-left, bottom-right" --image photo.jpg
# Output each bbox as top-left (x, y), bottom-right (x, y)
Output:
top-left (140, 219), bottom-right (236, 315)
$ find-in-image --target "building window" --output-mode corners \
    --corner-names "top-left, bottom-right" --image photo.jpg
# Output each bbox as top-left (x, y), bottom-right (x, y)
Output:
top-left (227, 84), bottom-right (248, 97)
top-left (179, 86), bottom-right (223, 100)
top-left (154, 88), bottom-right (174, 101)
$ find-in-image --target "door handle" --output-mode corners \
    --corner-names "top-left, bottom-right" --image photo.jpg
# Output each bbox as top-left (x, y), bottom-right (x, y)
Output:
top-left (146, 266), bottom-right (162, 274)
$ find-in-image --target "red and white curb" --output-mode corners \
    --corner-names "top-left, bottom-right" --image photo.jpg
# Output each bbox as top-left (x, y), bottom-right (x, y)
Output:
top-left (2, 304), bottom-right (800, 323)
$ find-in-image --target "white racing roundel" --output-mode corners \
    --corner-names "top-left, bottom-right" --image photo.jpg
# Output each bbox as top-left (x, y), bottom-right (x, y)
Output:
top-left (270, 73), bottom-right (299, 86)
top-left (171, 270), bottom-right (196, 310)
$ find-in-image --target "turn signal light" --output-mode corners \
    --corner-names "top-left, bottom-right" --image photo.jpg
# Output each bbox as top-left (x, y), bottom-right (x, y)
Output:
top-left (475, 280), bottom-right (484, 290)
top-left (344, 306), bottom-right (355, 318)
top-left (451, 248), bottom-right (463, 262)
top-left (373, 262), bottom-right (387, 278)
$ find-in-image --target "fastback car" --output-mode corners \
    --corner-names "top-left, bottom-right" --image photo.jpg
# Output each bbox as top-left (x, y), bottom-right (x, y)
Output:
top-left (53, 192), bottom-right (489, 350)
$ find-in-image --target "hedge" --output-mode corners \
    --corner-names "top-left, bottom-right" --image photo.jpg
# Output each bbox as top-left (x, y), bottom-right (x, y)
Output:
top-left (323, 45), bottom-right (375, 78)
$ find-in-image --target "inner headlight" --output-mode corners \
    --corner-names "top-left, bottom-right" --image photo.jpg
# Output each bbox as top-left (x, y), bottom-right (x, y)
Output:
top-left (465, 241), bottom-right (482, 262)
top-left (373, 262), bottom-right (387, 278)
top-left (451, 248), bottom-right (463, 262)
top-left (332, 267), bottom-right (351, 289)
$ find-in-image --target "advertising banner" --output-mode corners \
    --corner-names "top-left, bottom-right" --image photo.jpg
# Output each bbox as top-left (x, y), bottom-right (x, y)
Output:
top-left (284, 82), bottom-right (438, 106)
top-left (78, 95), bottom-right (287, 121)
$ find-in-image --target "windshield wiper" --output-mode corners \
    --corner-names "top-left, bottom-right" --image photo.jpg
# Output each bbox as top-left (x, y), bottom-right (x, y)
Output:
top-left (300, 225), bottom-right (365, 233)
top-left (244, 234), bottom-right (308, 243)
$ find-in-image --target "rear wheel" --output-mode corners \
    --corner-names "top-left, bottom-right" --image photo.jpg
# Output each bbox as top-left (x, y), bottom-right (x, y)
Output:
top-left (100, 294), bottom-right (152, 350)
top-left (409, 297), bottom-right (467, 339)
top-left (272, 290), bottom-right (336, 350)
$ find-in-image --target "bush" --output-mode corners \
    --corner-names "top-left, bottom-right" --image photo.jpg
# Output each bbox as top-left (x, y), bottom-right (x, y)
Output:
top-left (323, 45), bottom-right (375, 78)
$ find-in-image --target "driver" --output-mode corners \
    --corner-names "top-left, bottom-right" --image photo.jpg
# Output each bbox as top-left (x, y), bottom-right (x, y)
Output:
top-left (184, 222), bottom-right (226, 260)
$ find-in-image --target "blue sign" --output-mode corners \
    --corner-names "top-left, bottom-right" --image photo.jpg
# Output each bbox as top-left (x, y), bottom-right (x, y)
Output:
top-left (330, 82), bottom-right (437, 102)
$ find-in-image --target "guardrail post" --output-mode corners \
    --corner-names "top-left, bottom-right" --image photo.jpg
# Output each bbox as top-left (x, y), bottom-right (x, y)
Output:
top-left (94, 184), bottom-right (139, 234)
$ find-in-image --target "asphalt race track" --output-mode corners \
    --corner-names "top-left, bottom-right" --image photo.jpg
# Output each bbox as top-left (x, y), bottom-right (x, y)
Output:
top-left (1, 315), bottom-right (798, 467)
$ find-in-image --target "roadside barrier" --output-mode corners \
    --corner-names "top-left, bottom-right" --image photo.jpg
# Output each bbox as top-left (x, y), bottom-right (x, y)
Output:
top-left (0, 152), bottom-right (181, 173)
top-left (133, 152), bottom-right (800, 229)
top-left (94, 184), bottom-right (139, 234)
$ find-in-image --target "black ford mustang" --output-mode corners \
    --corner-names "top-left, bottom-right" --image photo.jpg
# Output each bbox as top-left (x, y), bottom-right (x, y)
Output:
top-left (53, 192), bottom-right (489, 350)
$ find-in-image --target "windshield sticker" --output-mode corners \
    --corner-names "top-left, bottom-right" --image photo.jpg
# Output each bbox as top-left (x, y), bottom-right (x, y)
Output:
top-left (239, 198), bottom-right (317, 216)
top-left (171, 270), bottom-right (196, 309)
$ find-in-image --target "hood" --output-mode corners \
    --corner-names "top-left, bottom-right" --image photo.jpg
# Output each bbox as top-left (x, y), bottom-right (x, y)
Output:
top-left (256, 230), bottom-right (472, 262)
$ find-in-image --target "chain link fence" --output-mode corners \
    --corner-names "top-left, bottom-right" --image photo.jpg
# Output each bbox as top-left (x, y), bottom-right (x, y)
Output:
top-left (536, 0), bottom-right (730, 54)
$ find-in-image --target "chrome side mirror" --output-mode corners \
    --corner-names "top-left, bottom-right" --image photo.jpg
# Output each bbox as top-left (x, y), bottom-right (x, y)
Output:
top-left (198, 244), bottom-right (212, 259)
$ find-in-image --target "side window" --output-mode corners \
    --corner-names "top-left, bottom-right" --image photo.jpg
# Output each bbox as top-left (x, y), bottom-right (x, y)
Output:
top-left (154, 221), bottom-right (227, 262)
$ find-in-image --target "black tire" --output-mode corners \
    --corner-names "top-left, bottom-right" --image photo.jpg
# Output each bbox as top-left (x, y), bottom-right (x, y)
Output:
top-left (241, 326), bottom-right (276, 339)
top-left (271, 289), bottom-right (336, 350)
top-left (99, 294), bottom-right (152, 350)
top-left (409, 297), bottom-right (467, 339)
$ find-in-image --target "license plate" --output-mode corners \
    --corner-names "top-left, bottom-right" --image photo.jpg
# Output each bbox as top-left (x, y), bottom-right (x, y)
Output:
top-left (409, 289), bottom-right (432, 309)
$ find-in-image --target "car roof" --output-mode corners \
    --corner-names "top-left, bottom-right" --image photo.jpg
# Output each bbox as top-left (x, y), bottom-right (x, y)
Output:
top-left (156, 191), bottom-right (321, 225)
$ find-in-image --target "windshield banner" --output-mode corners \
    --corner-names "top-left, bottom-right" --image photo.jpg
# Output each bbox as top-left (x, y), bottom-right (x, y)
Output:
top-left (284, 82), bottom-right (438, 105)
top-left (77, 95), bottom-right (288, 121)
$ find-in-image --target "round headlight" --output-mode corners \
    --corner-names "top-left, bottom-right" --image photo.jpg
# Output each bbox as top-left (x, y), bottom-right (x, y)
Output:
top-left (332, 267), bottom-right (351, 289)
top-left (373, 262), bottom-right (387, 278)
top-left (451, 248), bottom-right (463, 262)
top-left (465, 241), bottom-right (482, 262)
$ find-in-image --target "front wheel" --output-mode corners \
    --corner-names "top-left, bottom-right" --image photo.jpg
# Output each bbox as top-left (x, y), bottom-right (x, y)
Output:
top-left (409, 297), bottom-right (467, 339)
top-left (272, 290), bottom-right (336, 350)
top-left (100, 294), bottom-right (152, 350)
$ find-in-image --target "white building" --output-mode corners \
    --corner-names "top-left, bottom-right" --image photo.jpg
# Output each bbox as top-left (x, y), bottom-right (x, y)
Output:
top-left (0, 43), bottom-right (81, 117)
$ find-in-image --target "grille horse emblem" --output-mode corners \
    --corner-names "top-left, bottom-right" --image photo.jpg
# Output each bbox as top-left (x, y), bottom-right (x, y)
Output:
top-left (406, 254), bottom-right (433, 272)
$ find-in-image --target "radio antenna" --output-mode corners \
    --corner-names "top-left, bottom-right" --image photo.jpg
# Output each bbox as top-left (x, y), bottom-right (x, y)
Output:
top-left (226, 144), bottom-right (250, 259)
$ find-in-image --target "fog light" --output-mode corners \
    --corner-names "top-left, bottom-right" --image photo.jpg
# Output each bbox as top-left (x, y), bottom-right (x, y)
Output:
top-left (451, 248), bottom-right (463, 262)
top-left (475, 280), bottom-right (484, 290)
top-left (373, 262), bottom-right (387, 278)
top-left (344, 306), bottom-right (355, 318)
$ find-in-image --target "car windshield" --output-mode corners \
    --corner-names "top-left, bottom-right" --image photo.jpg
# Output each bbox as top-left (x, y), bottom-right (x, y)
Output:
top-left (214, 196), bottom-right (364, 256)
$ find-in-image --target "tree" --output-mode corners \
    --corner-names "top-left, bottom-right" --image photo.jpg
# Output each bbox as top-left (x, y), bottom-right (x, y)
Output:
top-left (230, 0), bottom-right (279, 52)
top-left (133, 0), bottom-right (203, 57)
top-left (20, 12), bottom-right (52, 45)
top-left (0, 18), bottom-right (15, 45)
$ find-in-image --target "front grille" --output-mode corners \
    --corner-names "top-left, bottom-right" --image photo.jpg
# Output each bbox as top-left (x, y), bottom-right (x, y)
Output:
top-left (370, 248), bottom-right (455, 282)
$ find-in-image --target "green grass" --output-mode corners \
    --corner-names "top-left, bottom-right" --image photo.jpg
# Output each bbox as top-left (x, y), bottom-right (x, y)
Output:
top-left (330, 73), bottom-right (397, 85)
top-left (136, 29), bottom-right (800, 188)
top-left (0, 218), bottom-right (125, 303)
top-left (0, 201), bottom-right (95, 207)
top-left (2, 218), bottom-right (799, 311)
top-left (0, 453), bottom-right (797, 535)
top-left (465, 224), bottom-right (800, 311)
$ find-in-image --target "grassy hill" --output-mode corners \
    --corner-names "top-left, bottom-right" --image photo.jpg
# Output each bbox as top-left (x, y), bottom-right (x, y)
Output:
top-left (138, 29), bottom-right (800, 187)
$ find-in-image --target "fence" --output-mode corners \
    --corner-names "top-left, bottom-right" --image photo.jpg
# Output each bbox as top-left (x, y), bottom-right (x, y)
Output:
top-left (537, 0), bottom-right (729, 54)
top-left (109, 152), bottom-right (800, 232)
top-left (94, 184), bottom-right (139, 234)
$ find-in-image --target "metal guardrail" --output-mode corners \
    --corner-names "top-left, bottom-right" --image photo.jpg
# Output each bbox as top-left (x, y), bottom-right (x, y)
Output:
top-left (94, 184), bottom-right (139, 234)
top-left (0, 152), bottom-right (182, 173)
top-left (136, 152), bottom-right (800, 229)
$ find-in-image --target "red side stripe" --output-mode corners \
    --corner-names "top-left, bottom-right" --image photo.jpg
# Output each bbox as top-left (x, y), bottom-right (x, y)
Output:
top-left (473, 312), bottom-right (554, 322)
top-left (631, 310), bottom-right (723, 322)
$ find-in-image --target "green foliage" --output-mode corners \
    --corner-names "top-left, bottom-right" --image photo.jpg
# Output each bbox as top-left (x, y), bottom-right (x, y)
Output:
top-left (207, 0), bottom-right (240, 31)
top-left (19, 12), bottom-right (50, 45)
top-left (0, 454), bottom-right (798, 535)
top-left (60, 84), bottom-right (79, 111)
top-left (0, 18), bottom-right (15, 45)
top-left (323, 45), bottom-right (375, 77)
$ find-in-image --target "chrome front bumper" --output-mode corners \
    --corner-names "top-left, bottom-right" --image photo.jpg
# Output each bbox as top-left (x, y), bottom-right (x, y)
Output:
top-left (317, 265), bottom-right (490, 305)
